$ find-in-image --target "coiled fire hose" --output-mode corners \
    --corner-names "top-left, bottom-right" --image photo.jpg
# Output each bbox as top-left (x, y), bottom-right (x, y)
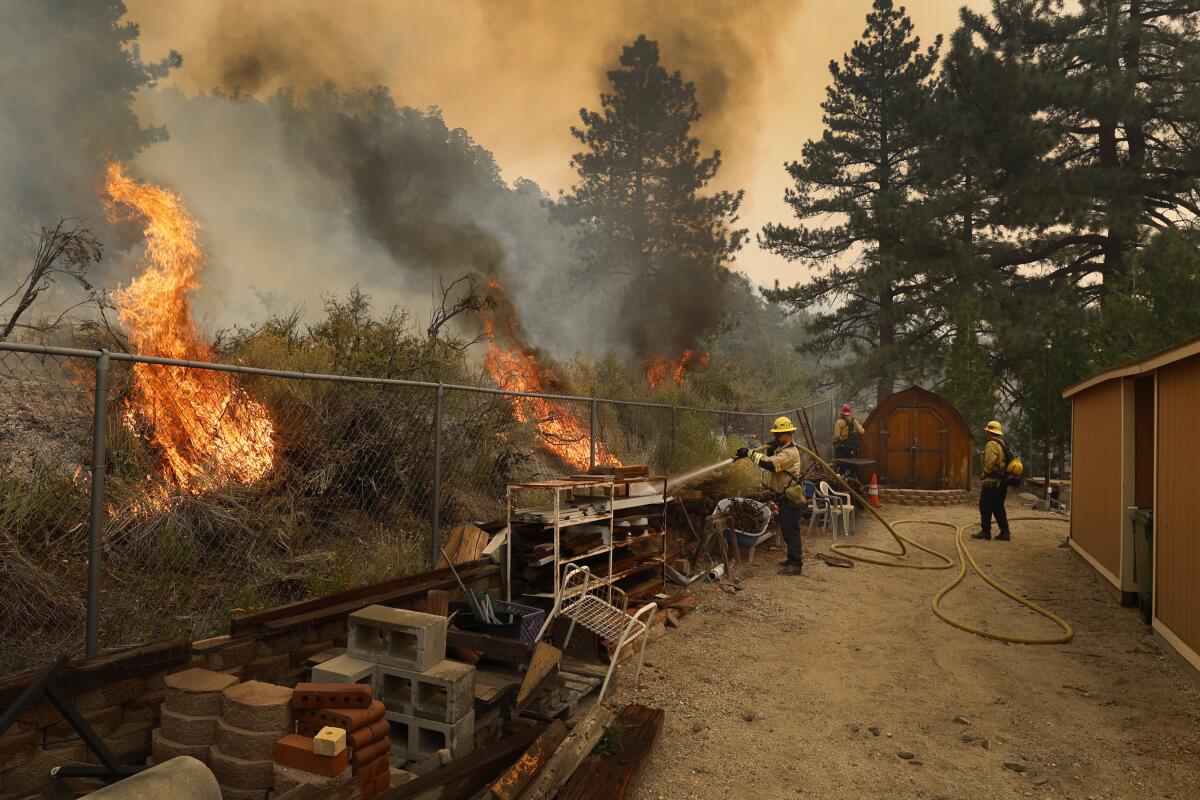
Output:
top-left (781, 443), bottom-right (1074, 645)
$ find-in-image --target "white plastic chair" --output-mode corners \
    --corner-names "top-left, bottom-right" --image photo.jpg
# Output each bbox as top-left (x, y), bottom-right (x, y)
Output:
top-left (537, 565), bottom-right (656, 703)
top-left (712, 498), bottom-right (775, 565)
top-left (807, 484), bottom-right (834, 534)
top-left (819, 480), bottom-right (856, 536)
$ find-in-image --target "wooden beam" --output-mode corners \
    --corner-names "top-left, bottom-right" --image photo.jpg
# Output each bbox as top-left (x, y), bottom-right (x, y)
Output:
top-left (426, 589), bottom-right (451, 617)
top-left (557, 704), bottom-right (665, 800)
top-left (0, 638), bottom-right (191, 707)
top-left (486, 720), bottom-right (568, 800)
top-left (230, 561), bottom-right (496, 635)
top-left (514, 704), bottom-right (615, 800)
top-left (239, 564), bottom-right (499, 636)
top-left (446, 630), bottom-right (533, 666)
top-left (379, 723), bottom-right (547, 800)
top-left (515, 643), bottom-right (561, 712)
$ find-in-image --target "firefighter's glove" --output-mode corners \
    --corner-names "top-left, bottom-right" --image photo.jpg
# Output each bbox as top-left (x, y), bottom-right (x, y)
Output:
top-left (735, 447), bottom-right (749, 459)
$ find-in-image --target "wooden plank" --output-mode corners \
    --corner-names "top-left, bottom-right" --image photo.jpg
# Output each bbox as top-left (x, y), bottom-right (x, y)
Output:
top-left (557, 704), bottom-right (665, 800)
top-left (436, 525), bottom-right (468, 569)
top-left (514, 704), bottom-right (615, 800)
top-left (446, 630), bottom-right (533, 665)
top-left (379, 723), bottom-right (547, 800)
top-left (487, 720), bottom-right (568, 800)
top-left (426, 589), bottom-right (451, 617)
top-left (0, 638), bottom-right (191, 707)
top-left (515, 643), bottom-right (561, 712)
top-left (249, 564), bottom-right (499, 636)
top-left (231, 561), bottom-right (496, 635)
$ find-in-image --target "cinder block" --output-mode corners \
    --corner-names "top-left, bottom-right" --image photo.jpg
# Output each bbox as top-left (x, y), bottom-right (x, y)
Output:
top-left (377, 661), bottom-right (473, 723)
top-left (310, 654), bottom-right (376, 688)
top-left (160, 707), bottom-right (218, 746)
top-left (221, 681), bottom-right (293, 732)
top-left (384, 710), bottom-right (474, 759)
top-left (348, 606), bottom-right (447, 672)
top-left (313, 726), bottom-right (347, 757)
top-left (209, 744), bottom-right (275, 789)
top-left (274, 734), bottom-right (350, 777)
top-left (292, 683), bottom-right (374, 710)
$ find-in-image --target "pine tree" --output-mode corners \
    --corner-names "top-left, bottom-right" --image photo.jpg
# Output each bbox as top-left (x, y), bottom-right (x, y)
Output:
top-left (761, 0), bottom-right (941, 404)
top-left (560, 35), bottom-right (747, 356)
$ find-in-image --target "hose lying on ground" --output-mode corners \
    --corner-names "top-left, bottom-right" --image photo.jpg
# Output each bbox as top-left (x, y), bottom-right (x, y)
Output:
top-left (789, 443), bottom-right (1074, 646)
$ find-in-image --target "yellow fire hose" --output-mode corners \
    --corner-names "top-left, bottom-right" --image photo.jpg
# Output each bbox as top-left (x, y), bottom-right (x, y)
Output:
top-left (787, 443), bottom-right (1074, 645)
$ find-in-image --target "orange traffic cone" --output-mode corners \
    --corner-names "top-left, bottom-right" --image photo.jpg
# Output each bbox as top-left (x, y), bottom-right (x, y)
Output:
top-left (868, 473), bottom-right (881, 508)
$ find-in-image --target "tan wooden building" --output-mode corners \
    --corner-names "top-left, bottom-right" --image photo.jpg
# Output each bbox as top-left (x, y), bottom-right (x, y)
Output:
top-left (1063, 334), bottom-right (1200, 673)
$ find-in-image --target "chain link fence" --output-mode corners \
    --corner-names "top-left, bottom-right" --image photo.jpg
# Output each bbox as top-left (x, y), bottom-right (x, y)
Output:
top-left (0, 341), bottom-right (829, 677)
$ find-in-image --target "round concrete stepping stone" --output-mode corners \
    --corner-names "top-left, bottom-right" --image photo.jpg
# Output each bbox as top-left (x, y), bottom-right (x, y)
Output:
top-left (221, 681), bottom-right (293, 732)
top-left (208, 744), bottom-right (274, 790)
top-left (164, 669), bottom-right (239, 716)
top-left (213, 716), bottom-right (278, 762)
top-left (160, 708), bottom-right (218, 746)
top-left (151, 728), bottom-right (209, 765)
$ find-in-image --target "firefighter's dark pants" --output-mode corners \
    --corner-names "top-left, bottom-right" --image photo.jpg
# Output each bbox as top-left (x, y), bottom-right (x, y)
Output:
top-left (979, 481), bottom-right (1010, 535)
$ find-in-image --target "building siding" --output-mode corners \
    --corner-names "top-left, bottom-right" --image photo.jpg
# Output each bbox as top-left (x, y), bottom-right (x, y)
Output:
top-left (1070, 380), bottom-right (1123, 581)
top-left (1155, 356), bottom-right (1200, 657)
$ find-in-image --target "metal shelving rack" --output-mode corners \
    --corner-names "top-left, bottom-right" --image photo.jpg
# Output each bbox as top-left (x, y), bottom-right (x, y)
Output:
top-left (505, 478), bottom-right (616, 604)
top-left (504, 475), bottom-right (669, 605)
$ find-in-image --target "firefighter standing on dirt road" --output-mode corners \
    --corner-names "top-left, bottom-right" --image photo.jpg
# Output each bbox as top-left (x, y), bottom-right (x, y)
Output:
top-left (973, 420), bottom-right (1023, 542)
top-left (736, 417), bottom-right (808, 576)
top-left (833, 404), bottom-right (865, 459)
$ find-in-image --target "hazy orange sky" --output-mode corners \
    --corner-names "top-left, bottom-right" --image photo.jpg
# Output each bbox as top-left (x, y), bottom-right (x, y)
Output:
top-left (125, 1), bottom-right (986, 288)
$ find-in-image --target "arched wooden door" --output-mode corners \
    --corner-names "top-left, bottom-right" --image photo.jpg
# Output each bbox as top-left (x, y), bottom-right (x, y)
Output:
top-left (880, 403), bottom-right (950, 488)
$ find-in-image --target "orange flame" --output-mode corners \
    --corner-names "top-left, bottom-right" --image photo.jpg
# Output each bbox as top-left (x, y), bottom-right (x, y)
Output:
top-left (481, 319), bottom-right (619, 471)
top-left (645, 349), bottom-right (709, 390)
top-left (104, 162), bottom-right (275, 492)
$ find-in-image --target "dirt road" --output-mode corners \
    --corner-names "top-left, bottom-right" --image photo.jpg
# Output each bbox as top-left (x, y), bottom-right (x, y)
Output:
top-left (612, 503), bottom-right (1200, 800)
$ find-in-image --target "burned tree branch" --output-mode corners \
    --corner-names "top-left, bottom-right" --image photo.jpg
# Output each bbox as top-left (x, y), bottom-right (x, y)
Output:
top-left (426, 273), bottom-right (497, 350)
top-left (0, 219), bottom-right (103, 341)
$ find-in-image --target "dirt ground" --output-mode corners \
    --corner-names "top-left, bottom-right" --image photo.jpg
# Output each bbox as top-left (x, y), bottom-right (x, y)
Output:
top-left (610, 501), bottom-right (1200, 800)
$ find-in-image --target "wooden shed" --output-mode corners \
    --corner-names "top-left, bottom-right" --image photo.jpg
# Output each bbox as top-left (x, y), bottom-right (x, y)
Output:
top-left (858, 386), bottom-right (973, 490)
top-left (1063, 333), bottom-right (1200, 674)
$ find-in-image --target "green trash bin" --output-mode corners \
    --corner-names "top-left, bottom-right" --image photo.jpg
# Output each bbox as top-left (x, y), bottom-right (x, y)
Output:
top-left (1129, 507), bottom-right (1153, 625)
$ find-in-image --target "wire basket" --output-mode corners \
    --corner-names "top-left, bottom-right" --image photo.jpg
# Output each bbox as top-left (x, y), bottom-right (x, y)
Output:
top-left (495, 600), bottom-right (544, 644)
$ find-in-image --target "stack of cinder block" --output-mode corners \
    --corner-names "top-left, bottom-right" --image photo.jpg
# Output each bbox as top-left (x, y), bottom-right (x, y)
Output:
top-left (152, 668), bottom-right (239, 766)
top-left (208, 680), bottom-right (294, 800)
top-left (314, 605), bottom-right (474, 775)
top-left (283, 683), bottom-right (391, 798)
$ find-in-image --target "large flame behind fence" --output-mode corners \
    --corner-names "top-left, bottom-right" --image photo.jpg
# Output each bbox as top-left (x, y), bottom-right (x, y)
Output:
top-left (104, 162), bottom-right (275, 492)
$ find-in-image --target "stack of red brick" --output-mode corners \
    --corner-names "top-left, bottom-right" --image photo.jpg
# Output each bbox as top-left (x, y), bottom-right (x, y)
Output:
top-left (275, 682), bottom-right (392, 799)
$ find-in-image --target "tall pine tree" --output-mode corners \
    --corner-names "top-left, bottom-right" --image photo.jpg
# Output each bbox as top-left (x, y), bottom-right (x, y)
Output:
top-left (559, 35), bottom-right (746, 358)
top-left (762, 0), bottom-right (940, 403)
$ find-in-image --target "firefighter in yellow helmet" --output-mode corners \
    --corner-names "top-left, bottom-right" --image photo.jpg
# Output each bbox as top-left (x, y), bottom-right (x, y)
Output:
top-left (736, 416), bottom-right (807, 575)
top-left (972, 420), bottom-right (1021, 541)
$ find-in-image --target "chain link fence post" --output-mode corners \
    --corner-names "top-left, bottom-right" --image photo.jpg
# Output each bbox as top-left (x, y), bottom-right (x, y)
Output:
top-left (85, 349), bottom-right (109, 657)
top-left (589, 397), bottom-right (597, 469)
top-left (430, 383), bottom-right (443, 568)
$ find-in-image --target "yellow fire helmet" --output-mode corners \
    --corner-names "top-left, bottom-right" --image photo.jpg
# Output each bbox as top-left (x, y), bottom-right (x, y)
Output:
top-left (771, 416), bottom-right (797, 433)
top-left (984, 420), bottom-right (1003, 436)
top-left (1008, 458), bottom-right (1025, 477)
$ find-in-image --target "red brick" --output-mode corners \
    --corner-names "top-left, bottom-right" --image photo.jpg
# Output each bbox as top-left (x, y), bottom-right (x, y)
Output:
top-left (358, 769), bottom-right (376, 800)
top-left (351, 736), bottom-right (389, 769)
top-left (295, 700), bottom-right (384, 732)
top-left (297, 721), bottom-right (322, 738)
top-left (373, 772), bottom-right (390, 793)
top-left (274, 734), bottom-right (349, 778)
top-left (348, 719), bottom-right (389, 750)
top-left (370, 753), bottom-right (390, 779)
top-left (291, 683), bottom-right (373, 710)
